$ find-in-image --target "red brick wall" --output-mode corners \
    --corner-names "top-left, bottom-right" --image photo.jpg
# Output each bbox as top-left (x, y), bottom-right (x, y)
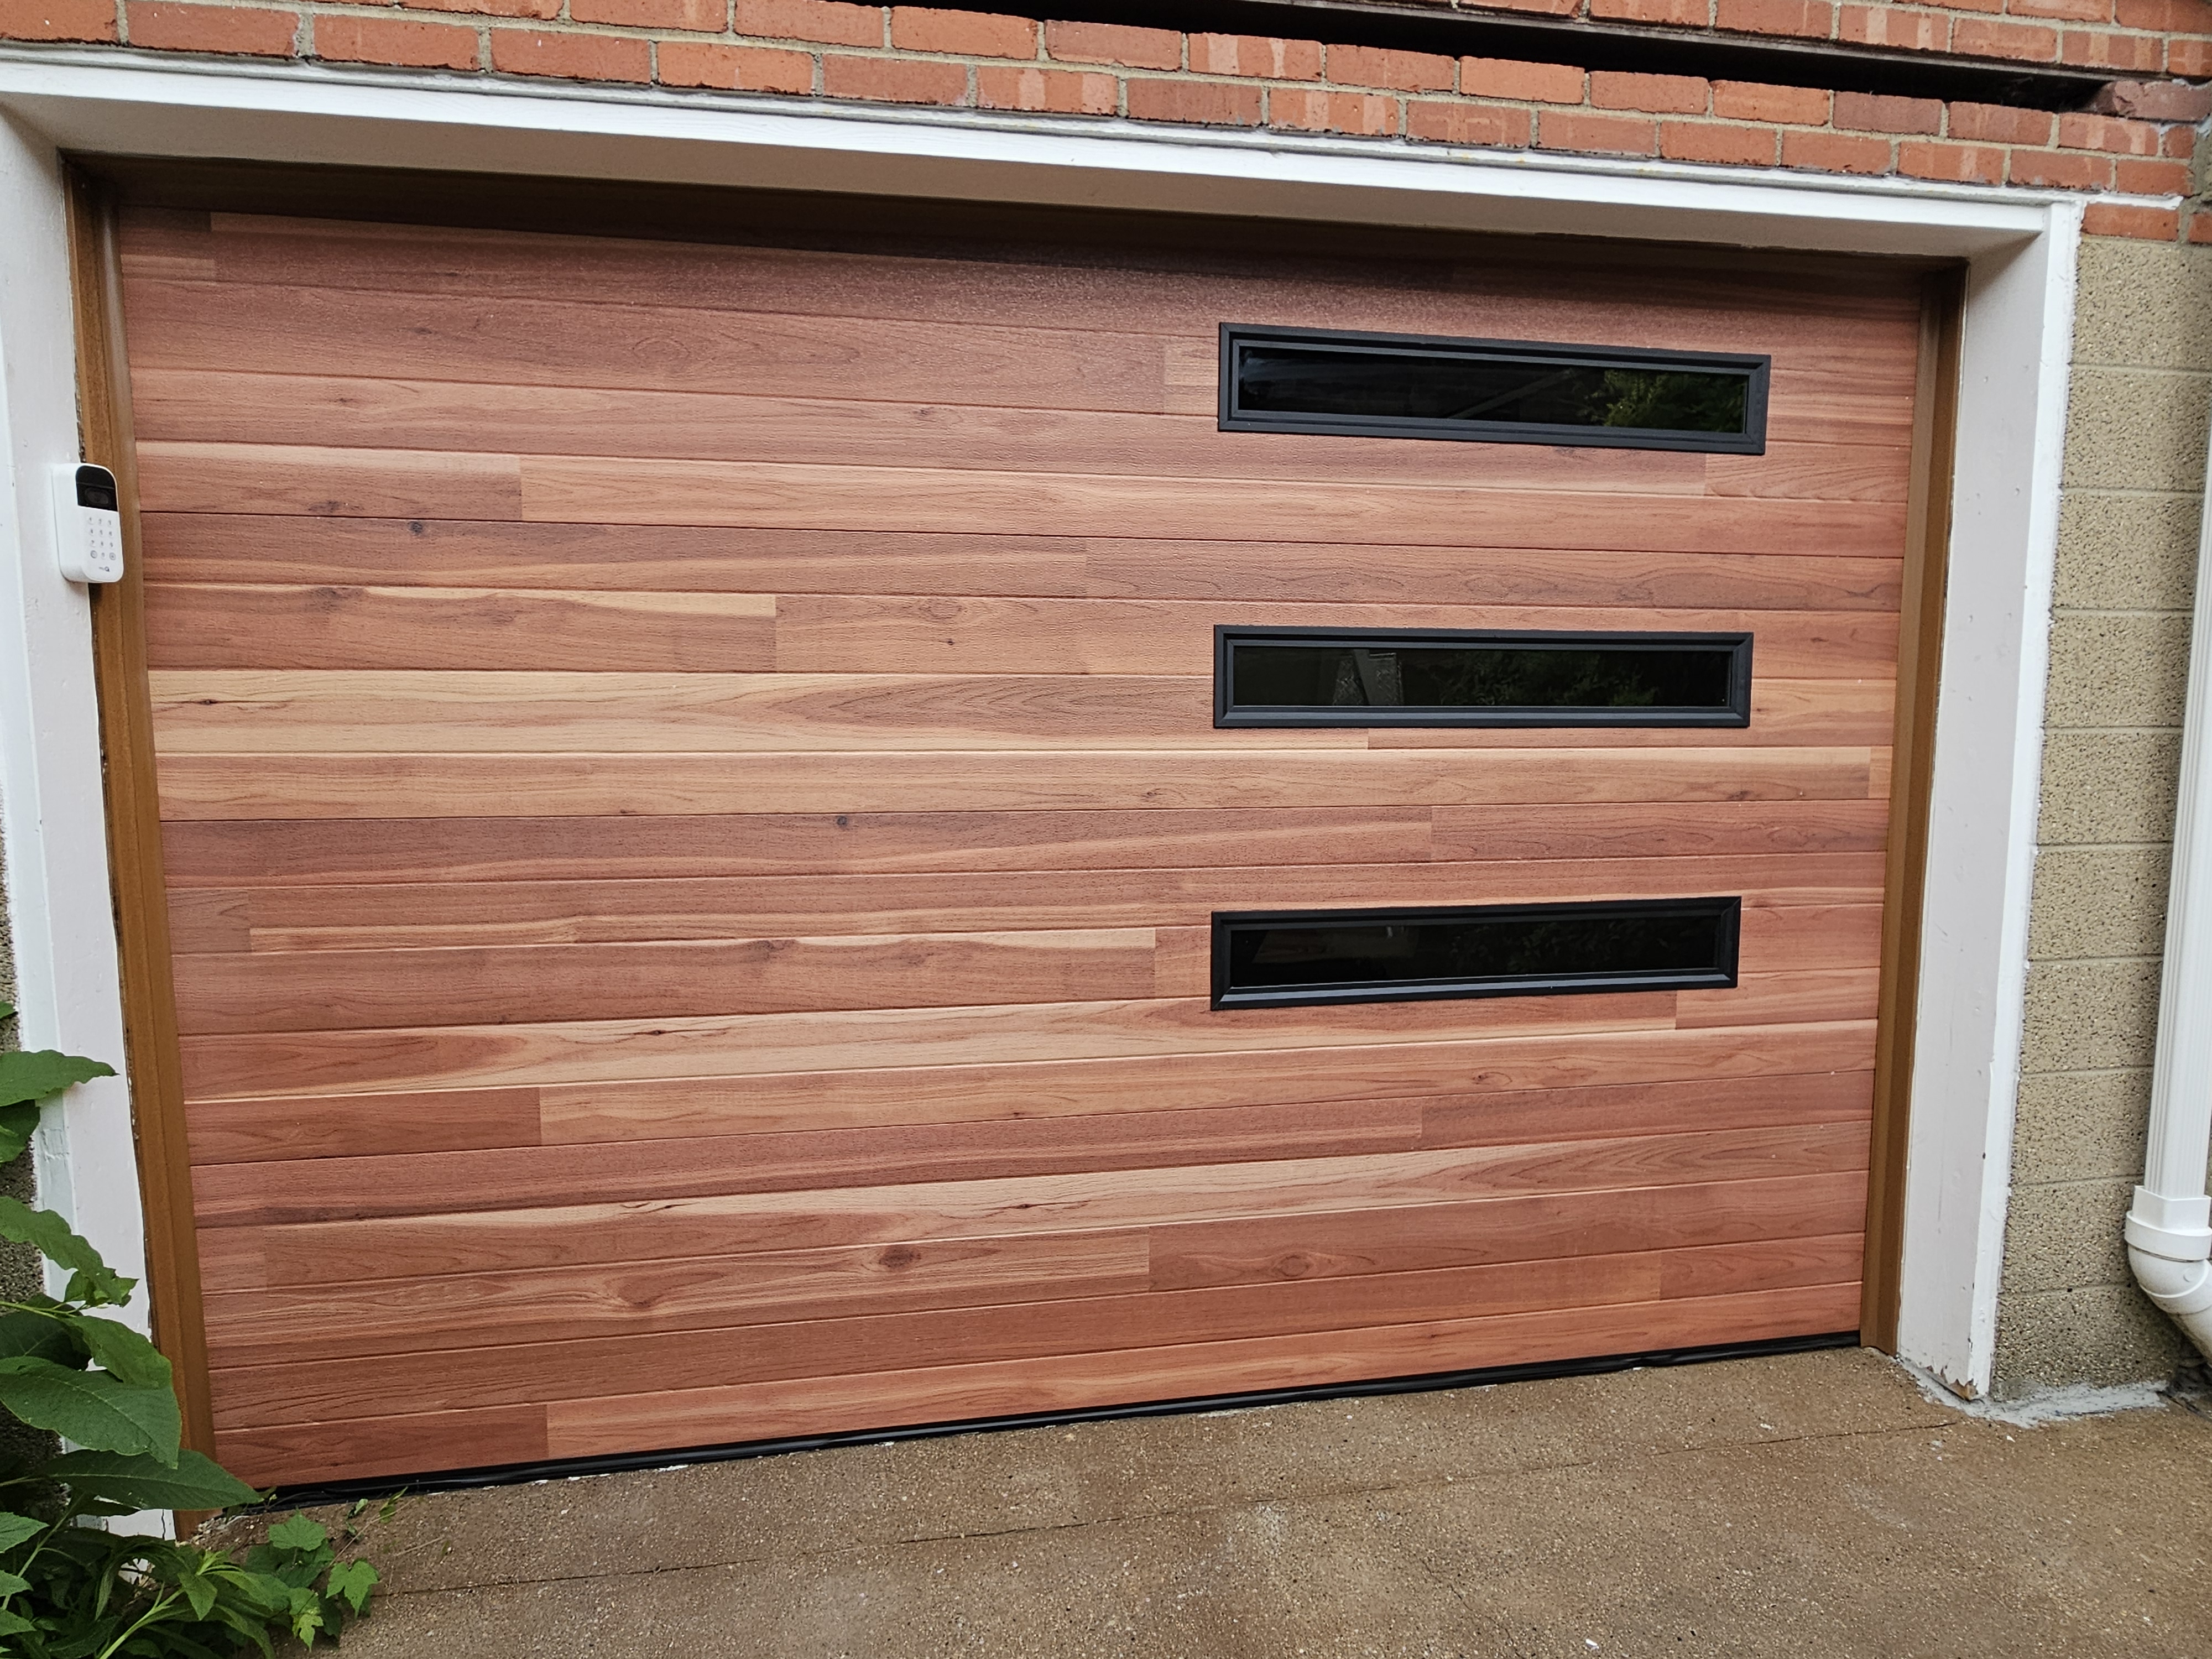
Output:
top-left (4, 0), bottom-right (2208, 238)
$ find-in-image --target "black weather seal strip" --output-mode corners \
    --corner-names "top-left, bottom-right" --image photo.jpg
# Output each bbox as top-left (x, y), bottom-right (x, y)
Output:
top-left (248, 1329), bottom-right (1860, 1510)
top-left (948, 0), bottom-right (2110, 111)
top-left (1221, 324), bottom-right (1770, 454)
top-left (1215, 626), bottom-right (1755, 729)
top-left (1211, 895), bottom-right (1743, 1009)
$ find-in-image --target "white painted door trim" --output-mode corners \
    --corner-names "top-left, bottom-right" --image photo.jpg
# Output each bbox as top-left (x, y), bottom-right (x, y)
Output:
top-left (0, 49), bottom-right (2083, 1398)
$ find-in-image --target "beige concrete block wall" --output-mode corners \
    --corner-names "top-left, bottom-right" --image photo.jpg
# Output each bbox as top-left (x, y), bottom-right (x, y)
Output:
top-left (1992, 215), bottom-right (2212, 1396)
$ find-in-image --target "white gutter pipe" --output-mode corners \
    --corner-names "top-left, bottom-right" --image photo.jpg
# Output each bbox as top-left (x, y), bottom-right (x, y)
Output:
top-left (2127, 400), bottom-right (2212, 1362)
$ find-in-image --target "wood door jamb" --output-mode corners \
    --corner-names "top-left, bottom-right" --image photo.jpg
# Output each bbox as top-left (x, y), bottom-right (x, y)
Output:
top-left (1860, 265), bottom-right (1966, 1352)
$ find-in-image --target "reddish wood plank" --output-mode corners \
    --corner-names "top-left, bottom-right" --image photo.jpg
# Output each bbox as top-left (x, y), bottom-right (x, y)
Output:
top-left (208, 1238), bottom-right (1866, 1428)
top-left (519, 1281), bottom-right (1859, 1462)
top-left (143, 584), bottom-right (776, 673)
top-left (127, 211), bottom-right (1921, 347)
top-left (129, 370), bottom-right (1914, 503)
top-left (195, 1120), bottom-right (1872, 1288)
top-left (173, 928), bottom-right (1162, 1035)
top-left (175, 989), bottom-right (1689, 1103)
top-left (199, 1175), bottom-right (1864, 1364)
top-left (139, 514), bottom-right (1904, 612)
top-left (148, 671), bottom-right (1890, 754)
top-left (202, 1228), bottom-right (1159, 1363)
top-left (186, 1053), bottom-right (1871, 1167)
top-left (1150, 1171), bottom-right (1868, 1291)
top-left (171, 855), bottom-right (1885, 954)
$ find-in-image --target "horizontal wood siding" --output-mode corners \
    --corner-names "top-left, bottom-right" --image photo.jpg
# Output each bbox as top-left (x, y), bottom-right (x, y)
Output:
top-left (118, 205), bottom-right (1916, 1488)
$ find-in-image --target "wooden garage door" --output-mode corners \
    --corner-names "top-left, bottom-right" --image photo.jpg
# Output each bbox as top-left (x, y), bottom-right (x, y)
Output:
top-left (116, 200), bottom-right (1917, 1489)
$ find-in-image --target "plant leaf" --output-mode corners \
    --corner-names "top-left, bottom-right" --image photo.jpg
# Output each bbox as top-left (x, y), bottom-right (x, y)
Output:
top-left (0, 1103), bottom-right (36, 1168)
top-left (0, 1199), bottom-right (134, 1307)
top-left (34, 1449), bottom-right (260, 1511)
top-left (325, 1558), bottom-right (379, 1615)
top-left (0, 1606), bottom-right (32, 1635)
top-left (264, 1516), bottom-right (326, 1553)
top-left (0, 1050), bottom-right (114, 1112)
top-left (0, 1357), bottom-right (180, 1461)
top-left (0, 1512), bottom-right (43, 1554)
top-left (0, 1308), bottom-right (85, 1368)
top-left (178, 1566), bottom-right (218, 1621)
top-left (67, 1316), bottom-right (170, 1391)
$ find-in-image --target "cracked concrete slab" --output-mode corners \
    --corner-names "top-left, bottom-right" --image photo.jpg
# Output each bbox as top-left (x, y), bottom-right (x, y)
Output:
top-left (310, 1348), bottom-right (2212, 1657)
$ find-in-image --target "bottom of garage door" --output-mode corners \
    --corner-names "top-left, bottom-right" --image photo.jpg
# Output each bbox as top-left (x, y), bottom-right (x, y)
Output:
top-left (250, 1328), bottom-right (1863, 1502)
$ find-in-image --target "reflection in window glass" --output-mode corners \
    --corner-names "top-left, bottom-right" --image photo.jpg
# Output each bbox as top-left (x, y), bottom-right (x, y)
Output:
top-left (1220, 326), bottom-right (1768, 452)
top-left (1213, 898), bottom-right (1741, 1009)
top-left (1218, 630), bottom-right (1752, 728)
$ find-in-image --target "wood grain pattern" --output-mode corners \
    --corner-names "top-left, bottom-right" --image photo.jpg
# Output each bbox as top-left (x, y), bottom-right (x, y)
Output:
top-left (117, 201), bottom-right (1916, 1488)
top-left (147, 670), bottom-right (1893, 753)
top-left (194, 1120), bottom-right (1873, 1289)
top-left (133, 442), bottom-right (1912, 560)
top-left (157, 801), bottom-right (1893, 888)
top-left (154, 748), bottom-right (1881, 821)
top-left (140, 515), bottom-right (1903, 610)
top-left (187, 1073), bottom-right (1874, 1225)
top-left (128, 371), bottom-right (1913, 501)
top-left (173, 929), bottom-right (1165, 1034)
top-left (185, 1048), bottom-right (1874, 1165)
top-left (208, 1235), bottom-right (1866, 1430)
top-left (167, 855), bottom-right (1884, 953)
top-left (173, 990), bottom-right (1692, 1102)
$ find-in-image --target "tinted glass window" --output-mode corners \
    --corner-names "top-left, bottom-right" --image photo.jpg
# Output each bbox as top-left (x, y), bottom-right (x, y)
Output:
top-left (1221, 327), bottom-right (1768, 453)
top-left (1213, 898), bottom-right (1741, 1009)
top-left (1218, 630), bottom-right (1751, 728)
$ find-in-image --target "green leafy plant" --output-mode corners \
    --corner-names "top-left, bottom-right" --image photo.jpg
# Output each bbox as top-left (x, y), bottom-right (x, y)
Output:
top-left (0, 1006), bottom-right (380, 1654)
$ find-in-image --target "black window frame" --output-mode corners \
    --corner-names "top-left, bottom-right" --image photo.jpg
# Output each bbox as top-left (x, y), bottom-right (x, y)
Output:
top-left (1218, 322), bottom-right (1771, 454)
top-left (1210, 896), bottom-right (1743, 1010)
top-left (1214, 625), bottom-right (1754, 730)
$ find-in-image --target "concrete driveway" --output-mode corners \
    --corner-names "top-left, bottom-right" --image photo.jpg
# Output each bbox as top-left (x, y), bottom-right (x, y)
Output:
top-left (315, 1348), bottom-right (2212, 1657)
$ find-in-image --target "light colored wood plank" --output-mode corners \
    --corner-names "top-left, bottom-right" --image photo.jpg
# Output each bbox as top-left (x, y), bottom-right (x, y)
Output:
top-left (1678, 968), bottom-right (1879, 1029)
top-left (175, 988), bottom-right (1688, 1102)
top-left (190, 1096), bottom-right (1434, 1225)
top-left (173, 928), bottom-right (1164, 1035)
top-left (139, 514), bottom-right (1097, 597)
top-left (154, 801), bottom-right (1890, 890)
top-left (154, 748), bottom-right (1879, 821)
top-left (140, 514), bottom-right (1905, 612)
top-left (147, 670), bottom-right (1892, 754)
top-left (767, 594), bottom-right (1897, 679)
top-left (176, 854), bottom-right (1885, 952)
top-left (194, 1119), bottom-right (1872, 1287)
top-left (186, 1048), bottom-right (1874, 1166)
top-left (144, 585), bottom-right (776, 672)
top-left (1426, 802), bottom-right (1890, 863)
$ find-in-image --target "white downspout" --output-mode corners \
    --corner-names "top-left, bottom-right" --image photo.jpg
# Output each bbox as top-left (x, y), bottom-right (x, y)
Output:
top-left (2126, 400), bottom-right (2212, 1361)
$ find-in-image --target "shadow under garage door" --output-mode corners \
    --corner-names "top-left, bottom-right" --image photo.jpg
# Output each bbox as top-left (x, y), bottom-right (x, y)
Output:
top-left (111, 187), bottom-right (1924, 1488)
